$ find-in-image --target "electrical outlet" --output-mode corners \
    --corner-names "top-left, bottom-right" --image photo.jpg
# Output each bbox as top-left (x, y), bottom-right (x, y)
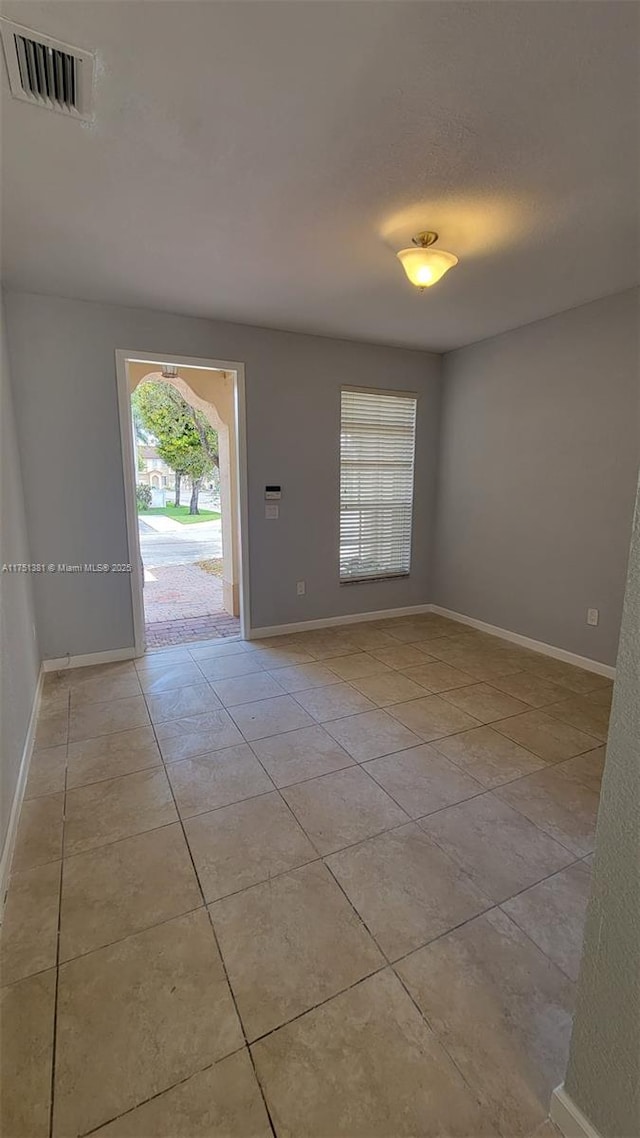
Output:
top-left (587, 608), bottom-right (599, 626)
top-left (296, 580), bottom-right (306, 596)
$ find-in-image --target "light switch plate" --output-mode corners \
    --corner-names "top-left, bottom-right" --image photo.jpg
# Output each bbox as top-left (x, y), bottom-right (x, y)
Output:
top-left (265, 503), bottom-right (279, 519)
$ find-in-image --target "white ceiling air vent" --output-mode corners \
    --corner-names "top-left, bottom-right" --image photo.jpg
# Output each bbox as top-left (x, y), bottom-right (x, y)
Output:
top-left (0, 19), bottom-right (93, 119)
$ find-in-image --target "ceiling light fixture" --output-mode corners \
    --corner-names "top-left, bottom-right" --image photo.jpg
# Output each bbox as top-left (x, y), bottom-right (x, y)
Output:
top-left (396, 231), bottom-right (458, 290)
top-left (161, 364), bottom-right (178, 378)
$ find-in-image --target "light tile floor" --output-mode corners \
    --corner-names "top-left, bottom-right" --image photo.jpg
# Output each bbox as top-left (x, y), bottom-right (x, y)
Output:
top-left (1, 614), bottom-right (610, 1137)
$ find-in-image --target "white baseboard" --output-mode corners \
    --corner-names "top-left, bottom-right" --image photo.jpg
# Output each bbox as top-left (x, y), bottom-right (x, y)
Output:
top-left (247, 603), bottom-right (433, 640)
top-left (428, 606), bottom-right (616, 680)
top-left (551, 1085), bottom-right (603, 1138)
top-left (43, 646), bottom-right (137, 672)
top-left (0, 667), bottom-right (44, 909)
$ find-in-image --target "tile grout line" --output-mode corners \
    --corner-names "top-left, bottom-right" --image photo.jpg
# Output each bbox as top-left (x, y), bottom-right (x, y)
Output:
top-left (138, 684), bottom-right (280, 1138)
top-left (29, 624), bottom-right (607, 1135)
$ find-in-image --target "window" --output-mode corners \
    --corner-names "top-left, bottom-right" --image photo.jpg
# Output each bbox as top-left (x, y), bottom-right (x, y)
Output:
top-left (340, 388), bottom-right (417, 583)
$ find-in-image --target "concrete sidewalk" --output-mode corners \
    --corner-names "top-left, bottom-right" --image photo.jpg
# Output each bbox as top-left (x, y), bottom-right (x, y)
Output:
top-left (139, 518), bottom-right (223, 567)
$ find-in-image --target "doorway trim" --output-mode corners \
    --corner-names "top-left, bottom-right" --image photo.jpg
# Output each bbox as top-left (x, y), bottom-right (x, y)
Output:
top-left (115, 349), bottom-right (250, 654)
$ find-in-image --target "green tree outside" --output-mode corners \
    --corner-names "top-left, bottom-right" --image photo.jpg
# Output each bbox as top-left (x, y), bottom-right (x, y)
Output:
top-left (132, 382), bottom-right (218, 514)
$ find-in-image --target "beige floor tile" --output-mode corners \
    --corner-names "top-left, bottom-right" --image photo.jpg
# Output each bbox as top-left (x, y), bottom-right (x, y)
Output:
top-left (420, 794), bottom-right (574, 902)
top-left (396, 909), bottom-right (574, 1138)
top-left (198, 652), bottom-right (266, 680)
top-left (12, 792), bottom-right (64, 871)
top-left (156, 709), bottom-right (244, 761)
top-left (400, 660), bottom-right (476, 692)
top-left (251, 968), bottom-right (496, 1137)
top-left (39, 687), bottom-right (70, 717)
top-left (267, 661), bottom-right (340, 692)
top-left (229, 695), bottom-right (314, 740)
top-left (489, 671), bottom-right (569, 708)
top-left (426, 642), bottom-right (521, 681)
top-left (137, 647), bottom-right (194, 668)
top-left (324, 708), bottom-right (422, 761)
top-left (349, 670), bottom-right (429, 706)
top-left (67, 661), bottom-right (137, 684)
top-left (66, 726), bottom-right (162, 788)
top-left (0, 969), bottom-right (56, 1138)
top-left (282, 766), bottom-right (407, 854)
top-left (69, 672), bottom-right (142, 707)
top-left (42, 670), bottom-right (71, 694)
top-left (166, 744), bottom-right (274, 818)
top-left (432, 725), bottom-right (547, 788)
top-left (325, 652), bottom-right (392, 680)
top-left (441, 682), bottom-right (530, 724)
top-left (248, 644), bottom-right (315, 668)
top-left (92, 1049), bottom-right (272, 1137)
top-left (294, 632), bottom-right (362, 659)
top-left (554, 746), bottom-right (605, 792)
top-left (363, 743), bottom-right (483, 818)
top-left (64, 768), bottom-right (177, 856)
top-left (455, 655), bottom-right (526, 682)
top-left (529, 1121), bottom-right (564, 1138)
top-left (53, 910), bottom-right (243, 1137)
top-left (587, 685), bottom-right (613, 710)
top-left (0, 860), bottom-right (61, 984)
top-left (382, 619), bottom-right (442, 644)
top-left (250, 724), bottom-right (355, 787)
top-left (501, 861), bottom-right (592, 981)
top-left (138, 661), bottom-right (206, 693)
top-left (210, 861), bottom-right (383, 1039)
top-left (409, 614), bottom-right (461, 637)
top-left (327, 823), bottom-right (489, 959)
top-left (370, 643), bottom-right (432, 669)
top-left (492, 709), bottom-right (600, 762)
top-left (188, 640), bottom-right (249, 662)
top-left (60, 824), bottom-right (202, 961)
top-left (498, 767), bottom-right (600, 856)
top-left (545, 695), bottom-right (610, 742)
top-left (35, 710), bottom-right (68, 749)
top-left (211, 671), bottom-right (285, 707)
top-left (387, 694), bottom-right (481, 741)
top-left (293, 681), bottom-right (377, 721)
top-left (70, 696), bottom-right (150, 742)
top-left (242, 633), bottom-right (304, 651)
top-left (346, 626), bottom-right (399, 650)
top-left (521, 657), bottom-right (611, 695)
top-left (25, 744), bottom-right (67, 799)
top-left (145, 683), bottom-right (222, 723)
top-left (185, 792), bottom-right (317, 901)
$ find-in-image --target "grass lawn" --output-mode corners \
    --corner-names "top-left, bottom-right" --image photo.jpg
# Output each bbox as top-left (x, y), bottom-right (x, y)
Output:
top-left (139, 505), bottom-right (221, 525)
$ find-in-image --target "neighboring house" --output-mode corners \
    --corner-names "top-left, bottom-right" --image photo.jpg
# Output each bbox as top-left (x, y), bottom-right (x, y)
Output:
top-left (136, 444), bottom-right (218, 493)
top-left (136, 445), bottom-right (175, 490)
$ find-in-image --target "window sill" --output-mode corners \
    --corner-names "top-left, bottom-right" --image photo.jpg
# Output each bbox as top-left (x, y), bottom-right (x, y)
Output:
top-left (340, 573), bottom-right (410, 586)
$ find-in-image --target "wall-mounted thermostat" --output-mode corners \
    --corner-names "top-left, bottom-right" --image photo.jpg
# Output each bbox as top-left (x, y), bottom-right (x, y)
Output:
top-left (265, 486), bottom-right (281, 500)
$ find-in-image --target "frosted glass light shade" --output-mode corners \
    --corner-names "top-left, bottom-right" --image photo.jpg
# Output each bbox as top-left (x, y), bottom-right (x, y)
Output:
top-left (397, 247), bottom-right (458, 288)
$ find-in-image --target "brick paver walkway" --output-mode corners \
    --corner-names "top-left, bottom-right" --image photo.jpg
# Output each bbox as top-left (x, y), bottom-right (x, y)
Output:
top-left (144, 561), bottom-right (240, 647)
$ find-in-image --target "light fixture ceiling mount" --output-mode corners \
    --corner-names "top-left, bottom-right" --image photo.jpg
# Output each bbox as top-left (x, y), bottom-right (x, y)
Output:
top-left (396, 231), bottom-right (458, 290)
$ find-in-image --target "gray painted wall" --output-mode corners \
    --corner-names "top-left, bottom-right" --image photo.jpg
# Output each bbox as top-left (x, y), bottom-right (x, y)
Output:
top-left (564, 474), bottom-right (640, 1138)
top-left (3, 291), bottom-right (441, 659)
top-left (433, 290), bottom-right (639, 665)
top-left (0, 294), bottom-right (40, 860)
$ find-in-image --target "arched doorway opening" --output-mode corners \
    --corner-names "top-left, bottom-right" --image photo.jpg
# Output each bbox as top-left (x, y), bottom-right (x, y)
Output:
top-left (119, 354), bottom-right (246, 650)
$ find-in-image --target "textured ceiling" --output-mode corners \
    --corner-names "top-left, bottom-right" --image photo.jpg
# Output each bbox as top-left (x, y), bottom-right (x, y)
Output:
top-left (1, 1), bottom-right (638, 351)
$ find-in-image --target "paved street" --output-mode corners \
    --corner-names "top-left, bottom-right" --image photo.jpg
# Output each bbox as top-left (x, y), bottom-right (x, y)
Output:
top-left (139, 517), bottom-right (223, 567)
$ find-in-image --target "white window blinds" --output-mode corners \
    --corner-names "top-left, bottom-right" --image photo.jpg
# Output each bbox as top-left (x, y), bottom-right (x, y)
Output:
top-left (340, 388), bottom-right (417, 583)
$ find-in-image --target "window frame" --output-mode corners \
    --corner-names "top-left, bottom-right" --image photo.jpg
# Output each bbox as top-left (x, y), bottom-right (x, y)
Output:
top-left (339, 385), bottom-right (418, 586)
